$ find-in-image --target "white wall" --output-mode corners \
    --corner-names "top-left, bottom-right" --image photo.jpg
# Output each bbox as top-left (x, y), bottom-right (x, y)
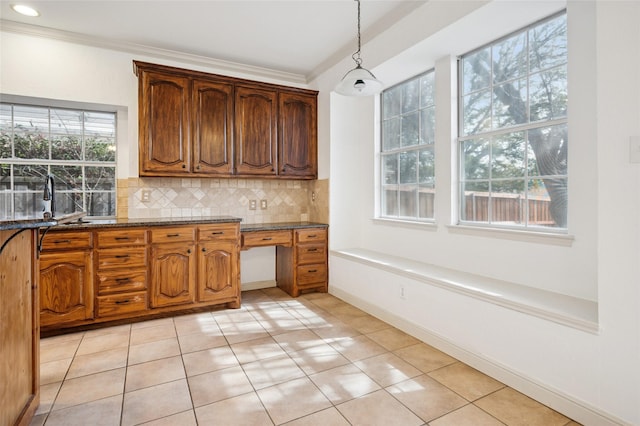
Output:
top-left (318, 0), bottom-right (640, 424)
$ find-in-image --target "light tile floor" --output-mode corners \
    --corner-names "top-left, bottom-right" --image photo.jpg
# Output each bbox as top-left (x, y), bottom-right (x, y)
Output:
top-left (31, 288), bottom-right (581, 426)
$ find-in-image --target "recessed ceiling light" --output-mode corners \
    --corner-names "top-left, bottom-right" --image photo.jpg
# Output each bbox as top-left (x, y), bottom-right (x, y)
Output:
top-left (11, 4), bottom-right (40, 17)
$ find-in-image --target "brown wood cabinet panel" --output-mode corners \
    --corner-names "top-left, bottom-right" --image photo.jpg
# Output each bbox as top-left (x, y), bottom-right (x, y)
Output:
top-left (40, 230), bottom-right (92, 251)
top-left (193, 80), bottom-right (234, 175)
top-left (150, 226), bottom-right (196, 244)
top-left (97, 270), bottom-right (147, 295)
top-left (150, 242), bottom-right (196, 308)
top-left (198, 223), bottom-right (239, 241)
top-left (296, 228), bottom-right (327, 243)
top-left (296, 243), bottom-right (326, 264)
top-left (1, 229), bottom-right (39, 426)
top-left (39, 250), bottom-right (94, 326)
top-left (241, 230), bottom-right (292, 249)
top-left (97, 229), bottom-right (147, 247)
top-left (97, 292), bottom-right (148, 318)
top-left (279, 92), bottom-right (317, 178)
top-left (96, 247), bottom-right (146, 270)
top-left (139, 70), bottom-right (191, 174)
top-left (234, 86), bottom-right (278, 175)
top-left (197, 240), bottom-right (239, 303)
top-left (296, 263), bottom-right (328, 286)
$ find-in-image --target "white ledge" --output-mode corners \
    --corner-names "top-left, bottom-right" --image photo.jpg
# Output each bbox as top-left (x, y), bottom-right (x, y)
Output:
top-left (331, 248), bottom-right (599, 333)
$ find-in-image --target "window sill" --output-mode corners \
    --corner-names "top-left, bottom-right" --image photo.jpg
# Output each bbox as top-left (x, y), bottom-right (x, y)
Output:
top-left (331, 248), bottom-right (598, 333)
top-left (448, 224), bottom-right (574, 247)
top-left (372, 217), bottom-right (438, 231)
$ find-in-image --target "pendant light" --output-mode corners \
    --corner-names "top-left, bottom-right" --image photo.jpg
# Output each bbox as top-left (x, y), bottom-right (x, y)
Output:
top-left (335, 0), bottom-right (383, 96)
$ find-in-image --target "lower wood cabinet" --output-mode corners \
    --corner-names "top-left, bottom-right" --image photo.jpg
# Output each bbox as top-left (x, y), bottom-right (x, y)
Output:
top-left (197, 239), bottom-right (239, 306)
top-left (150, 242), bottom-right (196, 308)
top-left (276, 228), bottom-right (328, 297)
top-left (39, 231), bottom-right (94, 327)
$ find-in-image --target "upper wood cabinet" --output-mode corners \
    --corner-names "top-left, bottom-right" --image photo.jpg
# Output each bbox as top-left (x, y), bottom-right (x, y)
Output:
top-left (138, 70), bottom-right (191, 174)
top-left (134, 61), bottom-right (318, 179)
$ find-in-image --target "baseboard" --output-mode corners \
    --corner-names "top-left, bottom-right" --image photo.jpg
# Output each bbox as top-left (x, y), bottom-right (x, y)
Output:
top-left (330, 286), bottom-right (629, 426)
top-left (241, 280), bottom-right (277, 291)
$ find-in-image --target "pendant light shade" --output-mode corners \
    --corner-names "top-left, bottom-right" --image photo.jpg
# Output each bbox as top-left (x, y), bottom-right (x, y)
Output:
top-left (335, 0), bottom-right (383, 97)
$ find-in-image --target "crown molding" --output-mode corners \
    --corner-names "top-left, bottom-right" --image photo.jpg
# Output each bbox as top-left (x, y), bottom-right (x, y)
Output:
top-left (0, 19), bottom-right (308, 85)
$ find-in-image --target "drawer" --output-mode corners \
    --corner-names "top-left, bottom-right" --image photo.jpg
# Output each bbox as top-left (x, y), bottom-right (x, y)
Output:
top-left (296, 228), bottom-right (327, 244)
top-left (40, 230), bottom-right (92, 251)
top-left (97, 229), bottom-right (147, 247)
top-left (296, 243), bottom-right (327, 264)
top-left (198, 223), bottom-right (239, 241)
top-left (97, 292), bottom-right (147, 318)
top-left (296, 263), bottom-right (328, 286)
top-left (242, 230), bottom-right (292, 248)
top-left (97, 270), bottom-right (147, 295)
top-left (150, 226), bottom-right (195, 244)
top-left (97, 247), bottom-right (146, 270)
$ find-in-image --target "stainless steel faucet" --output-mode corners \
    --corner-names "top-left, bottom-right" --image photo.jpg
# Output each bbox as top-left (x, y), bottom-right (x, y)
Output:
top-left (43, 174), bottom-right (55, 220)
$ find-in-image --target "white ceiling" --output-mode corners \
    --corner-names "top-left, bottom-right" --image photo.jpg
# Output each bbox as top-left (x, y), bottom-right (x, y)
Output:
top-left (0, 0), bottom-right (426, 82)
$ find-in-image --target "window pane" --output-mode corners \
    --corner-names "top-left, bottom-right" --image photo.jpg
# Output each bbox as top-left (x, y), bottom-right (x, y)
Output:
top-left (528, 177), bottom-right (566, 227)
top-left (399, 186), bottom-right (417, 217)
top-left (420, 106), bottom-right (435, 145)
top-left (382, 154), bottom-right (398, 184)
top-left (529, 14), bottom-right (567, 73)
top-left (382, 187), bottom-right (398, 216)
top-left (382, 117), bottom-right (401, 151)
top-left (51, 109), bottom-right (83, 136)
top-left (87, 191), bottom-right (116, 216)
top-left (402, 78), bottom-right (420, 113)
top-left (86, 137), bottom-right (116, 161)
top-left (85, 111), bottom-right (116, 138)
top-left (383, 86), bottom-right (401, 119)
top-left (492, 78), bottom-right (527, 129)
top-left (527, 123), bottom-right (568, 177)
top-left (492, 132), bottom-right (525, 179)
top-left (14, 164), bottom-right (48, 191)
top-left (418, 185), bottom-right (434, 218)
top-left (418, 148), bottom-right (434, 184)
top-left (401, 112), bottom-right (419, 147)
top-left (463, 90), bottom-right (491, 135)
top-left (0, 105), bottom-right (11, 158)
top-left (51, 165), bottom-right (83, 191)
top-left (56, 191), bottom-right (83, 215)
top-left (490, 180), bottom-right (526, 225)
top-left (461, 181), bottom-right (489, 222)
top-left (399, 151), bottom-right (417, 184)
top-left (85, 166), bottom-right (115, 191)
top-left (14, 131), bottom-right (49, 159)
top-left (529, 67), bottom-right (567, 122)
top-left (492, 32), bottom-right (527, 83)
top-left (13, 192), bottom-right (40, 219)
top-left (51, 135), bottom-right (82, 161)
top-left (420, 73), bottom-right (435, 107)
top-left (463, 47), bottom-right (491, 94)
top-left (461, 138), bottom-right (490, 180)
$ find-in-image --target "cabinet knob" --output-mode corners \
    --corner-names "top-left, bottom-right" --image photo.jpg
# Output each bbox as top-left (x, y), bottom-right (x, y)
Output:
top-left (182, 164), bottom-right (186, 168)
top-left (187, 249), bottom-right (192, 254)
top-left (202, 247), bottom-right (206, 252)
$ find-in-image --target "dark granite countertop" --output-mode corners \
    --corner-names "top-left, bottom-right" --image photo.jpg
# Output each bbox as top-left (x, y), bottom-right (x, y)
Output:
top-left (240, 222), bottom-right (328, 232)
top-left (0, 212), bottom-right (86, 231)
top-left (50, 215), bottom-right (242, 229)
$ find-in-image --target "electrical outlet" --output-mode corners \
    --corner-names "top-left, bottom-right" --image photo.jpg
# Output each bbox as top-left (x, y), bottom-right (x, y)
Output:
top-left (249, 200), bottom-right (257, 210)
top-left (400, 285), bottom-right (407, 300)
top-left (260, 199), bottom-right (268, 209)
top-left (141, 189), bottom-right (151, 202)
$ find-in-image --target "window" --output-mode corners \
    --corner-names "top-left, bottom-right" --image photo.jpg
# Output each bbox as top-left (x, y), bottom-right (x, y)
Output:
top-left (0, 102), bottom-right (117, 219)
top-left (459, 12), bottom-right (567, 230)
top-left (381, 70), bottom-right (435, 221)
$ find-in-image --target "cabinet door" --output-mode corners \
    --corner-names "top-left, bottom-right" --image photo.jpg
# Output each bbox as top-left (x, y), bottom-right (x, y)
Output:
top-left (234, 86), bottom-right (277, 175)
top-left (193, 80), bottom-right (234, 175)
top-left (139, 70), bottom-right (191, 174)
top-left (39, 250), bottom-right (94, 326)
top-left (197, 240), bottom-right (239, 303)
top-left (279, 92), bottom-right (317, 178)
top-left (150, 243), bottom-right (196, 308)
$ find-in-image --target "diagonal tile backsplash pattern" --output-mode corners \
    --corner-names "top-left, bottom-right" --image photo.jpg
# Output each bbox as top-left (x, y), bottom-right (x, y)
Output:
top-left (123, 178), bottom-right (328, 224)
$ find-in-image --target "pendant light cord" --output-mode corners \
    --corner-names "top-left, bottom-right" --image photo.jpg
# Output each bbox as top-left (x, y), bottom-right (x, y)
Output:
top-left (352, 0), bottom-right (362, 67)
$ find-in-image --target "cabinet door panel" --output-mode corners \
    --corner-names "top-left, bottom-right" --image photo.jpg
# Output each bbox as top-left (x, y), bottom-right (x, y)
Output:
top-left (235, 86), bottom-right (277, 175)
top-left (150, 243), bottom-right (195, 308)
top-left (39, 251), bottom-right (94, 326)
top-left (279, 92), bottom-right (317, 178)
top-left (139, 71), bottom-right (190, 174)
top-left (197, 240), bottom-right (239, 303)
top-left (193, 80), bottom-right (234, 174)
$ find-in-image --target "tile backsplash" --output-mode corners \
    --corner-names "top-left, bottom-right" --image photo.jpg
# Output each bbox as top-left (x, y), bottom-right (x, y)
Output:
top-left (121, 177), bottom-right (328, 224)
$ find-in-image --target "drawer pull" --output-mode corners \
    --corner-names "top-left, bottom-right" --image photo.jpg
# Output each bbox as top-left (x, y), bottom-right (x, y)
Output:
top-left (308, 269), bottom-right (318, 273)
top-left (115, 254), bottom-right (129, 259)
top-left (211, 231), bottom-right (224, 235)
top-left (307, 248), bottom-right (319, 252)
top-left (262, 237), bottom-right (273, 241)
top-left (114, 236), bottom-right (130, 240)
top-left (115, 277), bottom-right (131, 283)
top-left (115, 299), bottom-right (130, 304)
top-left (167, 233), bottom-right (180, 237)
top-left (54, 239), bottom-right (71, 244)
top-left (307, 235), bottom-right (317, 238)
